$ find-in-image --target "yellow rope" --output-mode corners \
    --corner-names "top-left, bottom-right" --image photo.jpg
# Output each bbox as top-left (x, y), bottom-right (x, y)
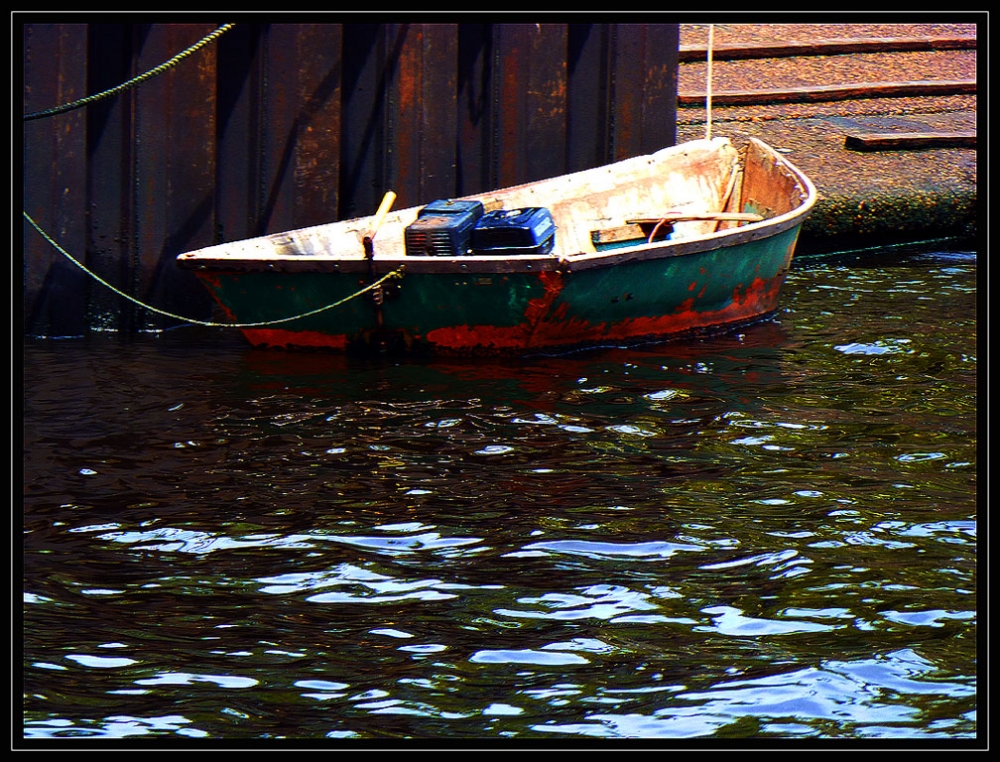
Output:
top-left (23, 211), bottom-right (403, 329)
top-left (24, 24), bottom-right (236, 121)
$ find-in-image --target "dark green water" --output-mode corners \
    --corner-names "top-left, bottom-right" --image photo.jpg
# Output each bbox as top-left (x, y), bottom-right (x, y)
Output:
top-left (20, 245), bottom-right (978, 745)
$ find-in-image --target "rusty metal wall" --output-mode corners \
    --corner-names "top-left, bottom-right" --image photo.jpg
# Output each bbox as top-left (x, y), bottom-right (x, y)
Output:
top-left (21, 21), bottom-right (679, 336)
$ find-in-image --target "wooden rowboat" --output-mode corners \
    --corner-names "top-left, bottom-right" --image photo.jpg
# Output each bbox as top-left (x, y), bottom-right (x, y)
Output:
top-left (176, 136), bottom-right (816, 355)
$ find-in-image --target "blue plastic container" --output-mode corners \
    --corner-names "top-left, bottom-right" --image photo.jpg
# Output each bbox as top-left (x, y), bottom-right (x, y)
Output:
top-left (470, 207), bottom-right (556, 256)
top-left (404, 199), bottom-right (485, 256)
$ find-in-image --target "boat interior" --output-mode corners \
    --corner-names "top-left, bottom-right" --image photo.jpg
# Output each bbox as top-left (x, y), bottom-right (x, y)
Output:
top-left (179, 137), bottom-right (812, 267)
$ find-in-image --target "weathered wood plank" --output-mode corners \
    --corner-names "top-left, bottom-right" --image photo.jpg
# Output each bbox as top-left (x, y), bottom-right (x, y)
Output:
top-left (566, 24), bottom-right (610, 172)
top-left (288, 24), bottom-right (345, 229)
top-left (135, 23), bottom-right (219, 329)
top-left (627, 212), bottom-right (764, 224)
top-left (609, 23), bottom-right (679, 160)
top-left (679, 35), bottom-right (976, 61)
top-left (493, 24), bottom-right (569, 188)
top-left (844, 131), bottom-right (977, 151)
top-left (215, 23), bottom-right (264, 243)
top-left (22, 23), bottom-right (89, 337)
top-left (387, 23), bottom-right (459, 208)
top-left (678, 79), bottom-right (977, 106)
top-left (84, 23), bottom-right (136, 332)
top-left (339, 23), bottom-right (385, 220)
top-left (455, 23), bottom-right (492, 196)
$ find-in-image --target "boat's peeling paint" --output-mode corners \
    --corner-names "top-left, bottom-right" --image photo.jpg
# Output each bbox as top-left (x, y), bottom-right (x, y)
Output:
top-left (523, 272), bottom-right (785, 352)
top-left (196, 242), bottom-right (792, 353)
top-left (406, 267), bottom-right (783, 354)
top-left (197, 273), bottom-right (241, 325)
top-left (421, 271), bottom-right (563, 351)
top-left (195, 273), bottom-right (351, 349)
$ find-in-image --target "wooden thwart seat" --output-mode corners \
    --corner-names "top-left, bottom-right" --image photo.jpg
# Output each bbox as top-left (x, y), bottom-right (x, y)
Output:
top-left (591, 211), bottom-right (764, 251)
top-left (625, 212), bottom-right (764, 224)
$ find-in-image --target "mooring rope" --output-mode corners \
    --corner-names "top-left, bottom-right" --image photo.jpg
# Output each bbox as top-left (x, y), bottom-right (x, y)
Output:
top-left (23, 22), bottom-right (403, 330)
top-left (23, 211), bottom-right (403, 329)
top-left (705, 23), bottom-right (714, 140)
top-left (23, 23), bottom-right (236, 121)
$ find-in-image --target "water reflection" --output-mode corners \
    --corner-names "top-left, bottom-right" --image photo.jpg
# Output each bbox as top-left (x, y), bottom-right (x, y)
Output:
top-left (535, 647), bottom-right (974, 740)
top-left (21, 247), bottom-right (977, 742)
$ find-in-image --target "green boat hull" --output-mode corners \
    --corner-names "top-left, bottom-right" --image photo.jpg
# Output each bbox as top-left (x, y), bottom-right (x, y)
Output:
top-left (195, 225), bottom-right (802, 354)
top-left (180, 137), bottom-right (817, 354)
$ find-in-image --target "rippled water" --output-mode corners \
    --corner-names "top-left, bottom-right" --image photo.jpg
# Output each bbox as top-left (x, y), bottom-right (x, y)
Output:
top-left (20, 244), bottom-right (978, 745)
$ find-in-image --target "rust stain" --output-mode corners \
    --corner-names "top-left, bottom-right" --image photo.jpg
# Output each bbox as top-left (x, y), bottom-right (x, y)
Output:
top-left (201, 268), bottom-right (787, 354)
top-left (195, 273), bottom-right (241, 324)
top-left (397, 32), bottom-right (420, 113)
top-left (425, 270), bottom-right (566, 351)
top-left (515, 272), bottom-right (786, 351)
top-left (394, 271), bottom-right (783, 352)
top-left (675, 297), bottom-right (696, 313)
top-left (524, 270), bottom-right (566, 326)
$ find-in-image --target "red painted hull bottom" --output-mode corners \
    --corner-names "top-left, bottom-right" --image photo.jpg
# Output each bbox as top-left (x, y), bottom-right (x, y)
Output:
top-left (229, 269), bottom-right (789, 356)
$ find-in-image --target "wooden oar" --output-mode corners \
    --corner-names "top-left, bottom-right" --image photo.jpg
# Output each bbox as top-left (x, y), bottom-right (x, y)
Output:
top-left (361, 191), bottom-right (397, 332)
top-left (363, 190), bottom-right (398, 259)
